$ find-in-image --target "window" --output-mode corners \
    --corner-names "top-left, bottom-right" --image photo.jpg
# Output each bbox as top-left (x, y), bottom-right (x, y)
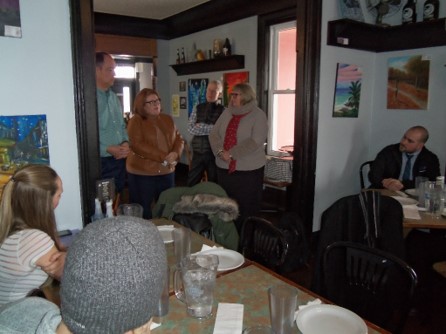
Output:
top-left (267, 21), bottom-right (296, 156)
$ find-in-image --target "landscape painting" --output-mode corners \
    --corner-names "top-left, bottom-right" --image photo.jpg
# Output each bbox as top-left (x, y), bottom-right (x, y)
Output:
top-left (387, 55), bottom-right (429, 110)
top-left (332, 63), bottom-right (362, 118)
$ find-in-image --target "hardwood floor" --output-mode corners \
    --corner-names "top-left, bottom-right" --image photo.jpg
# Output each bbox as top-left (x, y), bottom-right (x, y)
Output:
top-left (173, 165), bottom-right (446, 333)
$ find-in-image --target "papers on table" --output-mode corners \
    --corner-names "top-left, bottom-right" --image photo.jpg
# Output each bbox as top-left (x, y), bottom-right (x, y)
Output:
top-left (213, 303), bottom-right (244, 334)
top-left (403, 205), bottom-right (421, 220)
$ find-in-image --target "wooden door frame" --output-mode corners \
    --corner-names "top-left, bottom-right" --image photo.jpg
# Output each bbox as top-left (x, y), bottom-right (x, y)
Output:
top-left (69, 0), bottom-right (321, 227)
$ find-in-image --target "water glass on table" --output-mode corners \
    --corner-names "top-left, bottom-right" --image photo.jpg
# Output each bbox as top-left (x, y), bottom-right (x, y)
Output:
top-left (173, 226), bottom-right (191, 264)
top-left (426, 185), bottom-right (445, 218)
top-left (415, 176), bottom-right (428, 205)
top-left (268, 284), bottom-right (298, 334)
top-left (173, 254), bottom-right (219, 319)
top-left (116, 203), bottom-right (143, 218)
top-left (154, 266), bottom-right (170, 317)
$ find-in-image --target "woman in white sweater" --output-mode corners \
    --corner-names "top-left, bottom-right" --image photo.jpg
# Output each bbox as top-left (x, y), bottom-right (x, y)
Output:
top-left (209, 83), bottom-right (268, 234)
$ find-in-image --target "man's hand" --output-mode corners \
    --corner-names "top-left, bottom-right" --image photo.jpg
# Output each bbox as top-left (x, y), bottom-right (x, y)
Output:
top-left (165, 152), bottom-right (178, 165)
top-left (382, 178), bottom-right (404, 191)
top-left (107, 143), bottom-right (130, 159)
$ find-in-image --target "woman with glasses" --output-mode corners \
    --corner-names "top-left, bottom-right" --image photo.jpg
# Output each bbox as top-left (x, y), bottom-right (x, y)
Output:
top-left (126, 88), bottom-right (184, 219)
top-left (209, 83), bottom-right (268, 234)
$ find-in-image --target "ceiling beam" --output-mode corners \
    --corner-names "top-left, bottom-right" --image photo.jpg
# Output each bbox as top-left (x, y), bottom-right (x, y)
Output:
top-left (94, 0), bottom-right (296, 39)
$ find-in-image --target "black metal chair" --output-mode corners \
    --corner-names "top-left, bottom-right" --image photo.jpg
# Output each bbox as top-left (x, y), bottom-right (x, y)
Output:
top-left (359, 160), bottom-right (373, 189)
top-left (240, 216), bottom-right (289, 271)
top-left (322, 241), bottom-right (418, 334)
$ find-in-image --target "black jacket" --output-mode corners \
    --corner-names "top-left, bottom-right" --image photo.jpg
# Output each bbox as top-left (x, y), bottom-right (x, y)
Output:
top-left (368, 144), bottom-right (440, 189)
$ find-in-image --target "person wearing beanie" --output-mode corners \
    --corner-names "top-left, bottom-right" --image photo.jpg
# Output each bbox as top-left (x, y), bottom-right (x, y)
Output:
top-left (0, 216), bottom-right (167, 334)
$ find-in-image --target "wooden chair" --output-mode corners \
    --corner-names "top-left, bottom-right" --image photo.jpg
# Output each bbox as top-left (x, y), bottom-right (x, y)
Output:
top-left (240, 216), bottom-right (289, 272)
top-left (323, 241), bottom-right (417, 334)
top-left (359, 160), bottom-right (373, 189)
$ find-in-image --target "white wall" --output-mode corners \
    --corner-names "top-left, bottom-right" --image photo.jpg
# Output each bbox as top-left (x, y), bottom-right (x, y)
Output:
top-left (157, 17), bottom-right (258, 163)
top-left (0, 0), bottom-right (82, 231)
top-left (313, 0), bottom-right (446, 231)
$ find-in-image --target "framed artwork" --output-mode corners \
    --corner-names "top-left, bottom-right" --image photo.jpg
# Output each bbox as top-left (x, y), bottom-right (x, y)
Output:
top-left (188, 78), bottom-right (208, 116)
top-left (387, 55), bottom-right (429, 110)
top-left (180, 97), bottom-right (187, 109)
top-left (0, 0), bottom-right (22, 38)
top-left (179, 81), bottom-right (186, 92)
top-left (0, 114), bottom-right (49, 190)
top-left (171, 94), bottom-right (180, 117)
top-left (223, 71), bottom-right (249, 106)
top-left (338, 0), bottom-right (364, 22)
top-left (332, 63), bottom-right (362, 118)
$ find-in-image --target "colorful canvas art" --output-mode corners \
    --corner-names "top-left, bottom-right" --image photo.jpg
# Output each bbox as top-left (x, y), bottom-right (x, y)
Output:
top-left (387, 55), bottom-right (429, 110)
top-left (0, 0), bottom-right (22, 38)
top-left (223, 71), bottom-right (249, 106)
top-left (0, 114), bottom-right (49, 191)
top-left (188, 79), bottom-right (208, 116)
top-left (332, 63), bottom-right (362, 118)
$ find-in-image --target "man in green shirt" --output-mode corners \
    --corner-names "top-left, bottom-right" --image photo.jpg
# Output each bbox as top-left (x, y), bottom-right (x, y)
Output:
top-left (95, 52), bottom-right (129, 193)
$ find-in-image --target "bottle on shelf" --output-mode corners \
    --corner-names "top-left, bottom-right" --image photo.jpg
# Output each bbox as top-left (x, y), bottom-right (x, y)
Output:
top-left (180, 47), bottom-right (186, 64)
top-left (423, 0), bottom-right (439, 21)
top-left (402, 0), bottom-right (417, 24)
top-left (222, 38), bottom-right (232, 56)
top-left (176, 49), bottom-right (180, 64)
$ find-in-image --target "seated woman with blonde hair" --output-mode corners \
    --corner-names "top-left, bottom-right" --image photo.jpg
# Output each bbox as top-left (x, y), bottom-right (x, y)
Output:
top-left (0, 164), bottom-right (66, 305)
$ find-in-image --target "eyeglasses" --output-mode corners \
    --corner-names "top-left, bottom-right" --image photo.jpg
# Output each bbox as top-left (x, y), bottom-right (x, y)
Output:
top-left (230, 92), bottom-right (240, 98)
top-left (145, 98), bottom-right (162, 106)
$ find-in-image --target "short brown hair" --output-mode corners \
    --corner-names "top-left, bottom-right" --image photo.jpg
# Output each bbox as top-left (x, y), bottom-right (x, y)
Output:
top-left (133, 88), bottom-right (161, 120)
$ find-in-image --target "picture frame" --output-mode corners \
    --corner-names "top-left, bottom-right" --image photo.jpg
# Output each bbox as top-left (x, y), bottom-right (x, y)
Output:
top-left (188, 79), bottom-right (208, 116)
top-left (332, 63), bottom-right (362, 118)
top-left (179, 81), bottom-right (186, 92)
top-left (0, 0), bottom-right (22, 38)
top-left (180, 96), bottom-right (187, 109)
top-left (338, 0), bottom-right (364, 22)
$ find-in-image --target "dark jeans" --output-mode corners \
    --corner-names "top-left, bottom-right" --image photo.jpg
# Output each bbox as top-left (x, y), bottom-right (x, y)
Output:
top-left (187, 151), bottom-right (218, 186)
top-left (217, 166), bottom-right (264, 234)
top-left (127, 172), bottom-right (175, 219)
top-left (100, 157), bottom-right (126, 193)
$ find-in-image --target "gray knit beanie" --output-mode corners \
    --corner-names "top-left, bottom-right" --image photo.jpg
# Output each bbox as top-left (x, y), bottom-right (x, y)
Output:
top-left (60, 217), bottom-right (167, 334)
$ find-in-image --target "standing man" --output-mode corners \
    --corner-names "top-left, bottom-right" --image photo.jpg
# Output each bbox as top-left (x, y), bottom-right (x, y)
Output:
top-left (368, 125), bottom-right (440, 191)
top-left (187, 80), bottom-right (224, 186)
top-left (95, 52), bottom-right (130, 194)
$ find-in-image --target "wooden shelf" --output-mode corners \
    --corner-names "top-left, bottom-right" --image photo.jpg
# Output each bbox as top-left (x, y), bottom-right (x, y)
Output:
top-left (170, 55), bottom-right (244, 75)
top-left (327, 18), bottom-right (446, 52)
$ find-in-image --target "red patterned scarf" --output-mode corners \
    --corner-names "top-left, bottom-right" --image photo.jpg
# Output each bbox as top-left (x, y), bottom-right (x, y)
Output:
top-left (223, 112), bottom-right (251, 173)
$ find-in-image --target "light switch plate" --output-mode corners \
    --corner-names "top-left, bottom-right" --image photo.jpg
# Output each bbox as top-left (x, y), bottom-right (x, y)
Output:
top-left (96, 178), bottom-right (115, 202)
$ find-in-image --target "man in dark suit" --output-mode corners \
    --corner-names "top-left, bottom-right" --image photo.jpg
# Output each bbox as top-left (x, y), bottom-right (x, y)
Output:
top-left (369, 125), bottom-right (440, 191)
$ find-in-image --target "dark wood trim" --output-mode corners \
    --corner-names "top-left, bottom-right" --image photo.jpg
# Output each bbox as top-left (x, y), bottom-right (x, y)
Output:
top-left (327, 18), bottom-right (446, 52)
top-left (292, 0), bottom-right (322, 232)
top-left (94, 0), bottom-right (296, 39)
top-left (70, 0), bottom-right (100, 225)
top-left (170, 55), bottom-right (245, 75)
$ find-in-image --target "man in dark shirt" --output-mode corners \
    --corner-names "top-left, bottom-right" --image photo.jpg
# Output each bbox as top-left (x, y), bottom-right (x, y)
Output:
top-left (369, 125), bottom-right (440, 191)
top-left (187, 80), bottom-right (224, 186)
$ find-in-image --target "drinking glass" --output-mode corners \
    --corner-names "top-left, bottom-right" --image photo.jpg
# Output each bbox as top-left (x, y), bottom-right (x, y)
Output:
top-left (268, 284), bottom-right (298, 334)
top-left (173, 227), bottom-right (191, 265)
top-left (174, 254), bottom-right (219, 319)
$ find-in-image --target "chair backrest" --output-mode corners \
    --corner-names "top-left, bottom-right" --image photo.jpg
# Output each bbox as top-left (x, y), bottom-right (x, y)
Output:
top-left (240, 216), bottom-right (289, 271)
top-left (323, 241), bottom-right (417, 334)
top-left (311, 191), bottom-right (405, 295)
top-left (359, 160), bottom-right (373, 189)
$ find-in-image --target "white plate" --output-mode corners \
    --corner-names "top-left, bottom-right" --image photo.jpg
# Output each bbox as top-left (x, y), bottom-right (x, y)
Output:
top-left (157, 226), bottom-right (175, 244)
top-left (391, 196), bottom-right (418, 206)
top-left (296, 304), bottom-right (367, 334)
top-left (405, 189), bottom-right (418, 197)
top-left (199, 249), bottom-right (245, 272)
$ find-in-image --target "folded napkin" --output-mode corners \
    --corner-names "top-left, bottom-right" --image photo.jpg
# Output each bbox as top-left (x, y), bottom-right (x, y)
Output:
top-left (403, 204), bottom-right (421, 220)
top-left (201, 244), bottom-right (223, 252)
top-left (150, 322), bottom-right (161, 330)
top-left (294, 298), bottom-right (322, 321)
top-left (157, 225), bottom-right (174, 229)
top-left (213, 303), bottom-right (244, 334)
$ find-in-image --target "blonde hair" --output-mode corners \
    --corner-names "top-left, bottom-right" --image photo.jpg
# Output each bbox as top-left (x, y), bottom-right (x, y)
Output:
top-left (0, 164), bottom-right (59, 245)
top-left (231, 83), bottom-right (256, 106)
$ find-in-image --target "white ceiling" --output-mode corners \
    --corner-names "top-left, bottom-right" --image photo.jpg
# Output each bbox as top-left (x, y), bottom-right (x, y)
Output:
top-left (93, 0), bottom-right (211, 20)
